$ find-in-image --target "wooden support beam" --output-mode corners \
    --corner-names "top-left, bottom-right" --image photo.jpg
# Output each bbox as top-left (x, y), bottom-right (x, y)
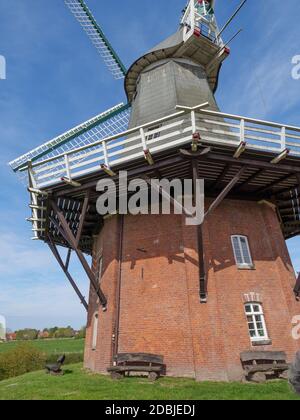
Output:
top-left (179, 148), bottom-right (212, 159)
top-left (54, 151), bottom-right (300, 199)
top-left (143, 176), bottom-right (194, 218)
top-left (234, 169), bottom-right (265, 192)
top-left (192, 160), bottom-right (207, 303)
top-left (101, 164), bottom-right (116, 177)
top-left (61, 177), bottom-right (81, 188)
top-left (144, 149), bottom-right (154, 166)
top-left (48, 236), bottom-right (88, 311)
top-left (50, 200), bottom-right (107, 309)
top-left (202, 152), bottom-right (300, 174)
top-left (270, 148), bottom-right (290, 164)
top-left (29, 204), bottom-right (47, 211)
top-left (211, 165), bottom-right (231, 190)
top-left (65, 248), bottom-right (72, 271)
top-left (205, 167), bottom-right (247, 218)
top-left (233, 141), bottom-right (247, 159)
top-left (28, 187), bottom-right (48, 196)
top-left (56, 155), bottom-right (185, 197)
top-left (76, 191), bottom-right (90, 246)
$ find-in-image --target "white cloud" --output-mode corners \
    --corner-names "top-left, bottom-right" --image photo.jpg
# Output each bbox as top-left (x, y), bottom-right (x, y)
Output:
top-left (0, 231), bottom-right (53, 276)
top-left (0, 231), bottom-right (89, 329)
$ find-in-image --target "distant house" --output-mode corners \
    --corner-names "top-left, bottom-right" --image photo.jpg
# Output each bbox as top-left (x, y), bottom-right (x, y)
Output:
top-left (38, 330), bottom-right (50, 339)
top-left (6, 332), bottom-right (16, 341)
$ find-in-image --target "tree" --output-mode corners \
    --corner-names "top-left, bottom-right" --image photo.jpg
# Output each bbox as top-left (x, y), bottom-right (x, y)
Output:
top-left (54, 327), bottom-right (75, 339)
top-left (76, 327), bottom-right (86, 339)
top-left (48, 327), bottom-right (59, 338)
top-left (15, 329), bottom-right (39, 341)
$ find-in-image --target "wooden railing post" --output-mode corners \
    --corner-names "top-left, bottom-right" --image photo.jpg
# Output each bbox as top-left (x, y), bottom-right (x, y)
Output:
top-left (240, 119), bottom-right (245, 143)
top-left (64, 154), bottom-right (71, 180)
top-left (191, 110), bottom-right (197, 134)
top-left (102, 140), bottom-right (109, 168)
top-left (281, 126), bottom-right (286, 151)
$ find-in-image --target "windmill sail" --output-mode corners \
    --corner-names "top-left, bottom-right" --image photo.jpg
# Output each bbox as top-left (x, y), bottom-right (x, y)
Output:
top-left (9, 103), bottom-right (131, 185)
top-left (64, 0), bottom-right (127, 80)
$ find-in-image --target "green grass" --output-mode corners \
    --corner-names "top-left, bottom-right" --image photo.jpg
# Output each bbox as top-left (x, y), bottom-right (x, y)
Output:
top-left (0, 339), bottom-right (84, 355)
top-left (0, 363), bottom-right (299, 400)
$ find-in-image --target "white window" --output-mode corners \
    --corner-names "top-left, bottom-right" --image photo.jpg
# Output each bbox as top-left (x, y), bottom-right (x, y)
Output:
top-left (146, 125), bottom-right (161, 141)
top-left (92, 313), bottom-right (99, 351)
top-left (97, 256), bottom-right (103, 282)
top-left (231, 235), bottom-right (253, 268)
top-left (245, 303), bottom-right (269, 342)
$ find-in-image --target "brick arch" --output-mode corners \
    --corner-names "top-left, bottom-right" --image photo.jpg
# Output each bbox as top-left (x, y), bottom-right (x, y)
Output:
top-left (243, 292), bottom-right (262, 304)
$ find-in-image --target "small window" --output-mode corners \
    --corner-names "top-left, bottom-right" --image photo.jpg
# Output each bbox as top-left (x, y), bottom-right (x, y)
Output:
top-left (146, 125), bottom-right (161, 142)
top-left (92, 313), bottom-right (99, 351)
top-left (231, 235), bottom-right (253, 268)
top-left (95, 255), bottom-right (103, 283)
top-left (245, 303), bottom-right (269, 342)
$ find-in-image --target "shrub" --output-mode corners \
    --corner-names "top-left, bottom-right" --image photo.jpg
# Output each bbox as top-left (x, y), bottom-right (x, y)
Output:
top-left (0, 344), bottom-right (46, 381)
top-left (0, 342), bottom-right (85, 382)
top-left (0, 348), bottom-right (84, 381)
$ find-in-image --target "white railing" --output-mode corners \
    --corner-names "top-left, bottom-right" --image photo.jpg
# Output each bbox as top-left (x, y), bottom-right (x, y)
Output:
top-left (22, 105), bottom-right (300, 189)
top-left (181, 0), bottom-right (222, 45)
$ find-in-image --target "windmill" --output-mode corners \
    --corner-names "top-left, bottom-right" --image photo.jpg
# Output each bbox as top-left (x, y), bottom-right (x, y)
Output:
top-left (8, 0), bottom-right (300, 381)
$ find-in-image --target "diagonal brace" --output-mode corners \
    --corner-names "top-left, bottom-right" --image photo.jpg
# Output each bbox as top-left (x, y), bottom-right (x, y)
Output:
top-left (50, 200), bottom-right (107, 309)
top-left (205, 167), bottom-right (247, 218)
top-left (192, 160), bottom-right (207, 303)
top-left (48, 236), bottom-right (88, 311)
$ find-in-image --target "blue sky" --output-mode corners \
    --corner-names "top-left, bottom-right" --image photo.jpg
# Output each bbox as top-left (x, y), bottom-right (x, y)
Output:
top-left (0, 0), bottom-right (300, 331)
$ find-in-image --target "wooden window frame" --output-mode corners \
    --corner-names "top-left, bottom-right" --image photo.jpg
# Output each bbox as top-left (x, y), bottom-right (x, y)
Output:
top-left (231, 235), bottom-right (254, 269)
top-left (244, 303), bottom-right (269, 343)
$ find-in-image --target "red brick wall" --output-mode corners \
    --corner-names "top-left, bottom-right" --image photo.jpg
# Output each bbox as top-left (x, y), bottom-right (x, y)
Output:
top-left (84, 199), bottom-right (300, 381)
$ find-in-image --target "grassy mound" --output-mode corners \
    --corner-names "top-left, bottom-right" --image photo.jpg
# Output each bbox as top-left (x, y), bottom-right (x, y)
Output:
top-left (0, 364), bottom-right (299, 400)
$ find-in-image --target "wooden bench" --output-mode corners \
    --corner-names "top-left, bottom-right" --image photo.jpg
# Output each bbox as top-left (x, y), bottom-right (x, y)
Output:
top-left (240, 351), bottom-right (290, 383)
top-left (108, 353), bottom-right (165, 381)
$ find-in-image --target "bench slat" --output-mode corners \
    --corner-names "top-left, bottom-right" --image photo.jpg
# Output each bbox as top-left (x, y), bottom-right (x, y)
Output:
top-left (116, 353), bottom-right (164, 364)
top-left (108, 366), bottom-right (163, 373)
top-left (240, 351), bottom-right (287, 363)
top-left (245, 363), bottom-right (289, 374)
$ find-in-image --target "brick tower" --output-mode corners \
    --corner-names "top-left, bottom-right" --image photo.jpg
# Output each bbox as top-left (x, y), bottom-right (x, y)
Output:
top-left (10, 0), bottom-right (300, 382)
top-left (83, 1), bottom-right (300, 381)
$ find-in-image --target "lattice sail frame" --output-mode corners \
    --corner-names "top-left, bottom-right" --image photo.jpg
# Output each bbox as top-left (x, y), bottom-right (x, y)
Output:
top-left (9, 103), bottom-right (131, 185)
top-left (64, 0), bottom-right (127, 80)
